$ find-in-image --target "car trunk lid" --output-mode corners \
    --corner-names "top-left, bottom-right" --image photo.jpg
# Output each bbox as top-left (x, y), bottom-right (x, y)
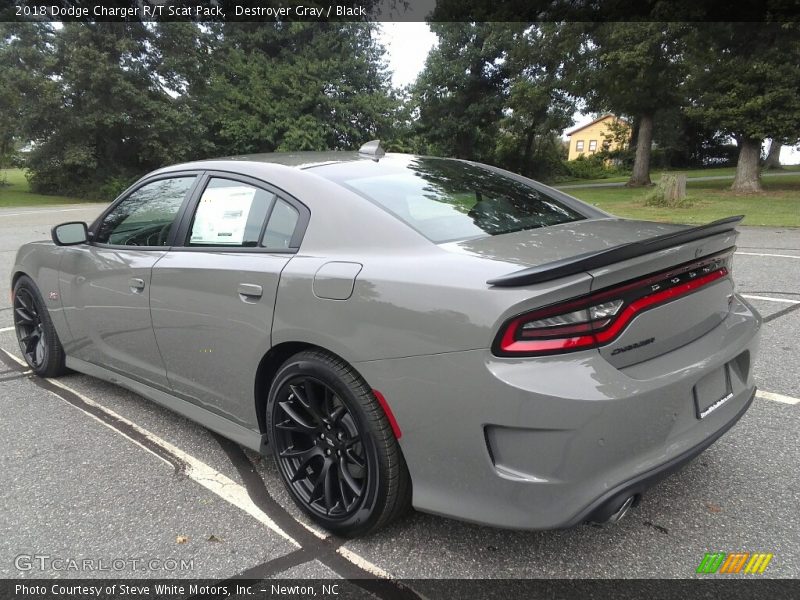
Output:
top-left (443, 218), bottom-right (688, 270)
top-left (448, 216), bottom-right (741, 367)
top-left (587, 245), bottom-right (736, 368)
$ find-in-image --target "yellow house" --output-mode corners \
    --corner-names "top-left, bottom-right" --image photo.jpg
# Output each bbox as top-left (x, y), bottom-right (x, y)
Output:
top-left (566, 115), bottom-right (630, 161)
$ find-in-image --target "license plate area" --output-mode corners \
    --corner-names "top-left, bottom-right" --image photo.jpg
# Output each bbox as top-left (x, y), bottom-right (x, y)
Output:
top-left (693, 365), bottom-right (733, 419)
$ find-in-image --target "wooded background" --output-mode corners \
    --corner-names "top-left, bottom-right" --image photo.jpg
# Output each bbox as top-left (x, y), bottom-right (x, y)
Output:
top-left (1, 21), bottom-right (798, 199)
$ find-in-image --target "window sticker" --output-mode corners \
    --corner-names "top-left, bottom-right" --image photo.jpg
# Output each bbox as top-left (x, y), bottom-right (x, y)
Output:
top-left (190, 185), bottom-right (257, 245)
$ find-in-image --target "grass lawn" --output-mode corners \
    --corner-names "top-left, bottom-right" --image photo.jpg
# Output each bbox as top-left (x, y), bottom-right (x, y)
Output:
top-left (568, 174), bottom-right (800, 227)
top-left (0, 168), bottom-right (88, 208)
top-left (555, 165), bottom-right (800, 187)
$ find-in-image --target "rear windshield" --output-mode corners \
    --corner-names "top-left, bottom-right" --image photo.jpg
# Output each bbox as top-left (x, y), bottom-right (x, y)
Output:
top-left (312, 156), bottom-right (586, 243)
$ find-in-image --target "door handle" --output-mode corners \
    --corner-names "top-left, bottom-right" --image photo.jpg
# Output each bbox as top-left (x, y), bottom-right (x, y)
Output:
top-left (237, 283), bottom-right (263, 298)
top-left (129, 277), bottom-right (145, 292)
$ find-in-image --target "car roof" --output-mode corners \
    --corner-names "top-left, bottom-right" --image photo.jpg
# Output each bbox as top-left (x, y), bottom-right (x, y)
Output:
top-left (225, 151), bottom-right (365, 168)
top-left (162, 151), bottom-right (364, 171)
top-left (153, 152), bottom-right (474, 174)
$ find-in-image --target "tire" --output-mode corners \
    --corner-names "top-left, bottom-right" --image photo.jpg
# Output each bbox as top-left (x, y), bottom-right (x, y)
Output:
top-left (266, 349), bottom-right (411, 537)
top-left (13, 275), bottom-right (68, 378)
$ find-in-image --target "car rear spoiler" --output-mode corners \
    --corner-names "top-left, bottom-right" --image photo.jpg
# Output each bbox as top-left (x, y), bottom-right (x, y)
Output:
top-left (486, 215), bottom-right (744, 287)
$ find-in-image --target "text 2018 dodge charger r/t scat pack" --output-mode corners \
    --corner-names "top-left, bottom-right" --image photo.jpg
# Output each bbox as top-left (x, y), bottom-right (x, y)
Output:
top-left (11, 143), bottom-right (760, 536)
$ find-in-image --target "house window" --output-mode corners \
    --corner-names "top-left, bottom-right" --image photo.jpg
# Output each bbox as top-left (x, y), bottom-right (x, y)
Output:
top-left (575, 140), bottom-right (584, 152)
top-left (589, 140), bottom-right (598, 152)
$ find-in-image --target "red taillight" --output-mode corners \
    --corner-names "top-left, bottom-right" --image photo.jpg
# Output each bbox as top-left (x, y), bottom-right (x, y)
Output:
top-left (492, 251), bottom-right (732, 357)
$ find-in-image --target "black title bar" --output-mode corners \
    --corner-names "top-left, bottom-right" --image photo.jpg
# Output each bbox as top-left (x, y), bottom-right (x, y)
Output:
top-left (3, 0), bottom-right (799, 22)
top-left (4, 578), bottom-right (800, 600)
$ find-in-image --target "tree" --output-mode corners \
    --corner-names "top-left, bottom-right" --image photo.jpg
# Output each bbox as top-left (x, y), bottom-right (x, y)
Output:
top-left (685, 23), bottom-right (800, 192)
top-left (498, 24), bottom-right (576, 179)
top-left (411, 22), bottom-right (574, 180)
top-left (8, 21), bottom-right (398, 198)
top-left (565, 22), bottom-right (688, 186)
top-left (0, 32), bottom-right (18, 173)
top-left (0, 24), bottom-right (57, 173)
top-left (196, 22), bottom-right (396, 156)
top-left (411, 23), bottom-right (512, 162)
top-left (12, 22), bottom-right (205, 197)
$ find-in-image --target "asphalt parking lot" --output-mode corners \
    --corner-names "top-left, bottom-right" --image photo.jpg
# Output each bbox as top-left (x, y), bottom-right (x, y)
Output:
top-left (0, 203), bottom-right (798, 585)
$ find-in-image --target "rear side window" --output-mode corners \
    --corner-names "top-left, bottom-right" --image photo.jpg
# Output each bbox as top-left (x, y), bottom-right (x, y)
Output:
top-left (312, 157), bottom-right (585, 243)
top-left (261, 199), bottom-right (299, 249)
top-left (188, 178), bottom-right (274, 247)
top-left (95, 176), bottom-right (195, 246)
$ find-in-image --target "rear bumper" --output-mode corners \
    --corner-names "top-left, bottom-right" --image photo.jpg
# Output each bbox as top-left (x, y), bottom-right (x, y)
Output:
top-left (355, 294), bottom-right (761, 530)
top-left (575, 387), bottom-right (755, 526)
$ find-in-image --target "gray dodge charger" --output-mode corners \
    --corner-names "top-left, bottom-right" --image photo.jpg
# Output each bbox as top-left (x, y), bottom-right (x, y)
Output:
top-left (11, 143), bottom-right (760, 536)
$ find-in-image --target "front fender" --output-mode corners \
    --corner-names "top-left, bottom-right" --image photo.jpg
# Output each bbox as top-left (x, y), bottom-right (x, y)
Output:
top-left (12, 241), bottom-right (73, 347)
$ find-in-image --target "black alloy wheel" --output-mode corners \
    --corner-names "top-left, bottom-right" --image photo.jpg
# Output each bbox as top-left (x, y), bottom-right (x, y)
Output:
top-left (13, 276), bottom-right (67, 377)
top-left (273, 376), bottom-right (369, 519)
top-left (267, 350), bottom-right (411, 537)
top-left (14, 287), bottom-right (47, 370)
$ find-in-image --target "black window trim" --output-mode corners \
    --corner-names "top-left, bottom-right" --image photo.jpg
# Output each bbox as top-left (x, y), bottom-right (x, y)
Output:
top-left (169, 170), bottom-right (310, 254)
top-left (88, 170), bottom-right (204, 251)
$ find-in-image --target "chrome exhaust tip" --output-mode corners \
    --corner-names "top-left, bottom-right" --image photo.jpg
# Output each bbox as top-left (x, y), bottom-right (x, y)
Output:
top-left (605, 495), bottom-right (636, 524)
top-left (586, 493), bottom-right (640, 526)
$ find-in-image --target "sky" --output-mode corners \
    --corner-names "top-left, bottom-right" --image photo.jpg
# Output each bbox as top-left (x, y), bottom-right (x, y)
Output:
top-left (376, 23), bottom-right (799, 164)
top-left (375, 22), bottom-right (438, 88)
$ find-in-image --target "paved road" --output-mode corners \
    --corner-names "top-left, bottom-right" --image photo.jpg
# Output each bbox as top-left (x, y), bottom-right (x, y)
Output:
top-left (0, 204), bottom-right (798, 585)
top-left (555, 170), bottom-right (799, 189)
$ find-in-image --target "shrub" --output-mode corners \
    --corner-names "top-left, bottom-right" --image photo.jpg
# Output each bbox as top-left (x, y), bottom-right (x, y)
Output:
top-left (564, 154), bottom-right (624, 180)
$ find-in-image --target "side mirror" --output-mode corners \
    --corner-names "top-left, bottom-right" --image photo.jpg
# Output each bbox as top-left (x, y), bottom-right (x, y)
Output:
top-left (52, 222), bottom-right (89, 246)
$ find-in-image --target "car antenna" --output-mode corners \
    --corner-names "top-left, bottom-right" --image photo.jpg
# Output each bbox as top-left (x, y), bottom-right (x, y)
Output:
top-left (358, 140), bottom-right (385, 161)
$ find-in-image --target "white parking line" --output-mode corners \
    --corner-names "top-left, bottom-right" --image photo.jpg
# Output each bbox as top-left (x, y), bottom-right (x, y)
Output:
top-left (43, 377), bottom-right (301, 547)
top-left (1, 344), bottom-right (797, 585)
top-left (0, 347), bottom-right (390, 579)
top-left (337, 546), bottom-right (391, 578)
top-left (741, 294), bottom-right (800, 305)
top-left (0, 326), bottom-right (15, 333)
top-left (1, 349), bottom-right (26, 366)
top-left (756, 390), bottom-right (800, 405)
top-left (736, 252), bottom-right (800, 259)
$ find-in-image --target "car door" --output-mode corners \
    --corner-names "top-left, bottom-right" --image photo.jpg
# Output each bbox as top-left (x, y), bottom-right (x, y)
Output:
top-left (149, 173), bottom-right (309, 427)
top-left (58, 174), bottom-right (200, 389)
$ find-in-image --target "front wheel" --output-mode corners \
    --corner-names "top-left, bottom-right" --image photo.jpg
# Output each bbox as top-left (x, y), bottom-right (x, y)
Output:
top-left (13, 275), bottom-right (68, 377)
top-left (266, 350), bottom-right (411, 537)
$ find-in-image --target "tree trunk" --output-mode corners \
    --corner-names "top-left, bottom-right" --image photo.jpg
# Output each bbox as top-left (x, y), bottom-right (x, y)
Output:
top-left (662, 173), bottom-right (687, 205)
top-left (521, 128), bottom-right (535, 175)
top-left (732, 138), bottom-right (763, 193)
top-left (455, 133), bottom-right (471, 160)
top-left (763, 139), bottom-right (783, 170)
top-left (626, 113), bottom-right (654, 187)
